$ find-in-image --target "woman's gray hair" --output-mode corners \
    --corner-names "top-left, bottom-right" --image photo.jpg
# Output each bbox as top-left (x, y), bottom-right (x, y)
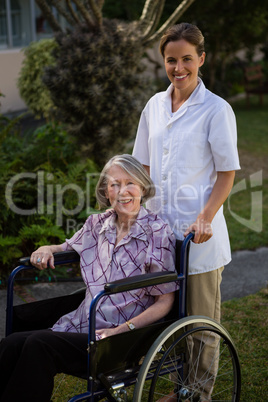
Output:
top-left (96, 154), bottom-right (155, 209)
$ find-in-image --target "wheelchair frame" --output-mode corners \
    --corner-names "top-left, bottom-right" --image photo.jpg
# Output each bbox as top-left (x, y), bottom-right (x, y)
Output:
top-left (5, 233), bottom-right (241, 401)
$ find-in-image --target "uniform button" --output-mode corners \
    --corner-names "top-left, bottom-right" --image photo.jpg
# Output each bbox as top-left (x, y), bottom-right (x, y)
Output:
top-left (162, 175), bottom-right (167, 180)
top-left (163, 200), bottom-right (167, 205)
top-left (164, 149), bottom-right (169, 155)
top-left (168, 124), bottom-right (172, 129)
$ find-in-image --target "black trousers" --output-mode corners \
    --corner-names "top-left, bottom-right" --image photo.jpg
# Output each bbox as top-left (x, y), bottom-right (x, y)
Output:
top-left (0, 330), bottom-right (88, 402)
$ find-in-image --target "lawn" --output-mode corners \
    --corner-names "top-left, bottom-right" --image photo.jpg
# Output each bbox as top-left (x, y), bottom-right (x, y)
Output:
top-left (52, 288), bottom-right (268, 400)
top-left (225, 94), bottom-right (268, 251)
top-left (221, 288), bottom-right (268, 401)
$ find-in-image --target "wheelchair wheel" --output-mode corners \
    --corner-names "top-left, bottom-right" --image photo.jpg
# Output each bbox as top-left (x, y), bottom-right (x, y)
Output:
top-left (133, 316), bottom-right (241, 402)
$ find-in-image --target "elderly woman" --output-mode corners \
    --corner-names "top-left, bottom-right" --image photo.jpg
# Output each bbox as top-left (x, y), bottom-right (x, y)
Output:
top-left (0, 154), bottom-right (177, 402)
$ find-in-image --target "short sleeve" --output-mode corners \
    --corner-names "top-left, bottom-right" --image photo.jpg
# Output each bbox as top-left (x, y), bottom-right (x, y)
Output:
top-left (133, 108), bottom-right (150, 166)
top-left (61, 215), bottom-right (94, 255)
top-left (60, 241), bottom-right (74, 251)
top-left (208, 103), bottom-right (240, 172)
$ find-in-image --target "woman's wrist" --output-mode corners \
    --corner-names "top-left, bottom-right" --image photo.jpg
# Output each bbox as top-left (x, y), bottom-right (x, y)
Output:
top-left (115, 322), bottom-right (133, 335)
top-left (197, 212), bottom-right (213, 225)
top-left (48, 245), bottom-right (64, 254)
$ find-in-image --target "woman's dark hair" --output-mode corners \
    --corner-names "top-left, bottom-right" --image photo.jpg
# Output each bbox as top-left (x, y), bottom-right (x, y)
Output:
top-left (159, 22), bottom-right (205, 58)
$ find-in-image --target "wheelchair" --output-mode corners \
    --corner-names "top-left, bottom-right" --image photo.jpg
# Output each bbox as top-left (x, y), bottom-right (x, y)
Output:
top-left (5, 233), bottom-right (241, 401)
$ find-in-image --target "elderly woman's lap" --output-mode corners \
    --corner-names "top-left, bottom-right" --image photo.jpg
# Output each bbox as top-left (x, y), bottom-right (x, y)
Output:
top-left (0, 330), bottom-right (88, 402)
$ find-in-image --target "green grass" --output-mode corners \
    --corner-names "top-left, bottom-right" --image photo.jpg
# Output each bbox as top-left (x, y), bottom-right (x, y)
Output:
top-left (225, 94), bottom-right (268, 251)
top-left (221, 288), bottom-right (268, 401)
top-left (52, 288), bottom-right (268, 400)
top-left (232, 95), bottom-right (268, 156)
top-left (52, 374), bottom-right (86, 401)
top-left (224, 178), bottom-right (268, 251)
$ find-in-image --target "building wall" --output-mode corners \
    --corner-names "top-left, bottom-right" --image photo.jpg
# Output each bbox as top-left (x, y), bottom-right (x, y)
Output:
top-left (0, 48), bottom-right (26, 115)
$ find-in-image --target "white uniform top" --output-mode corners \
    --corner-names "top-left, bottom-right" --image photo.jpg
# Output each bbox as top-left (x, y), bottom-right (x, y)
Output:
top-left (133, 79), bottom-right (240, 275)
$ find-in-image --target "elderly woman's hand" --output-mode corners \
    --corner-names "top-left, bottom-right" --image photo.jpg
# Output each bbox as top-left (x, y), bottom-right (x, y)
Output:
top-left (96, 328), bottom-right (118, 339)
top-left (30, 246), bottom-right (55, 270)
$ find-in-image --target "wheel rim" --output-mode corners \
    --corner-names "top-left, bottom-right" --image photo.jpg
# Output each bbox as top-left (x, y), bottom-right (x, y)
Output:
top-left (133, 317), bottom-right (241, 402)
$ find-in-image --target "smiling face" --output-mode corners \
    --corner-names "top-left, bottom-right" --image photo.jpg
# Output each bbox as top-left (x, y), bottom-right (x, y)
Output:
top-left (105, 165), bottom-right (144, 222)
top-left (164, 39), bottom-right (205, 96)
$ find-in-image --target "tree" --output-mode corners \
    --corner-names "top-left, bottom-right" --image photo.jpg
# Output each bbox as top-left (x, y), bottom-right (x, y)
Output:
top-left (33, 0), bottom-right (195, 165)
top-left (181, 0), bottom-right (268, 92)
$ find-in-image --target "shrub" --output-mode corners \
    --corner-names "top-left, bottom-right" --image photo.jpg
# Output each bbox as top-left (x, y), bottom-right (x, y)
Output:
top-left (43, 20), bottom-right (154, 165)
top-left (0, 119), bottom-right (99, 281)
top-left (17, 39), bottom-right (59, 120)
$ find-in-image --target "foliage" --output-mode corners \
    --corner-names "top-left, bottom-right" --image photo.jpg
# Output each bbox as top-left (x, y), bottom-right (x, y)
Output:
top-left (0, 235), bottom-right (22, 265)
top-left (42, 20), bottom-right (154, 165)
top-left (181, 0), bottom-right (268, 94)
top-left (0, 117), bottom-right (99, 281)
top-left (35, 0), bottom-right (195, 44)
top-left (102, 0), bottom-right (145, 21)
top-left (17, 39), bottom-right (59, 119)
top-left (105, 0), bottom-right (268, 98)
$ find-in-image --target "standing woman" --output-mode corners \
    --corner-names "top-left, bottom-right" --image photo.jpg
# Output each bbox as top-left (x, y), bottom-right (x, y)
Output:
top-left (133, 23), bottom-right (240, 401)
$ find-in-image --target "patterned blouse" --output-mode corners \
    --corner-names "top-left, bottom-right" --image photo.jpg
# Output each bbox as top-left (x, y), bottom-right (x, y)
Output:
top-left (52, 206), bottom-right (178, 336)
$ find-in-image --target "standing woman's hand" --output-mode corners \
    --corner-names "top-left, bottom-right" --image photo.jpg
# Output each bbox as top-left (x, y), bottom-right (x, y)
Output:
top-left (184, 171), bottom-right (235, 244)
top-left (184, 216), bottom-right (213, 244)
top-left (30, 246), bottom-right (56, 270)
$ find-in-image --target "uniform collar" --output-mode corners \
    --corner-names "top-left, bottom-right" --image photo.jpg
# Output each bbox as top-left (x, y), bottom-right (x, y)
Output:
top-left (161, 77), bottom-right (206, 112)
top-left (99, 206), bottom-right (151, 243)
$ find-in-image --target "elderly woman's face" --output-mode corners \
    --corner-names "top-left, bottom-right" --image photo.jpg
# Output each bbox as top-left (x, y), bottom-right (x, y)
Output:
top-left (105, 165), bottom-right (144, 221)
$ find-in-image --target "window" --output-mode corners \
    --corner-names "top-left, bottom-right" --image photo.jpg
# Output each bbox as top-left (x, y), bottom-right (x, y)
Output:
top-left (0, 0), bottom-right (31, 48)
top-left (0, 0), bottom-right (8, 48)
top-left (35, 3), bottom-right (54, 41)
top-left (0, 0), bottom-right (63, 49)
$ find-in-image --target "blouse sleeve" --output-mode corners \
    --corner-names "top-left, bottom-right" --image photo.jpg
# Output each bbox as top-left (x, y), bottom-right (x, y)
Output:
top-left (60, 241), bottom-right (74, 251)
top-left (60, 215), bottom-right (94, 255)
top-left (145, 219), bottom-right (178, 296)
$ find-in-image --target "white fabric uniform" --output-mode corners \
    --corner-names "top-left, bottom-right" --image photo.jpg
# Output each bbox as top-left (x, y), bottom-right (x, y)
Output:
top-left (133, 79), bottom-right (240, 275)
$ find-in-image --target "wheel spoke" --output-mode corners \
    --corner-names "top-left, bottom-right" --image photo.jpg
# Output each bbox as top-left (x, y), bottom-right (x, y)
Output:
top-left (133, 317), bottom-right (241, 402)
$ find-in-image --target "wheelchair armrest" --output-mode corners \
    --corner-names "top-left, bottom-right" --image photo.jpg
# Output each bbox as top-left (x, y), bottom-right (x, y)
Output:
top-left (19, 250), bottom-right (80, 266)
top-left (6, 250), bottom-right (80, 337)
top-left (104, 271), bottom-right (178, 294)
